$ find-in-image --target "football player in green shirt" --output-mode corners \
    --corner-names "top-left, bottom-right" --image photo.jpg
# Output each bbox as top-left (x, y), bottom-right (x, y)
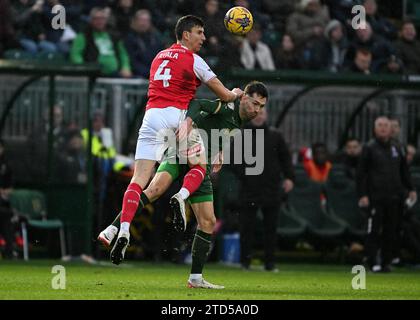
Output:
top-left (99, 81), bottom-right (268, 288)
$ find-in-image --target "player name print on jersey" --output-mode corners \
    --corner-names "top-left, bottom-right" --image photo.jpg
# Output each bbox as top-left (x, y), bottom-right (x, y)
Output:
top-left (146, 44), bottom-right (216, 111)
top-left (157, 51), bottom-right (179, 60)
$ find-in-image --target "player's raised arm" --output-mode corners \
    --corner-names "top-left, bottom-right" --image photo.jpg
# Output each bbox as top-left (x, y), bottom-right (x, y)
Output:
top-left (206, 77), bottom-right (242, 102)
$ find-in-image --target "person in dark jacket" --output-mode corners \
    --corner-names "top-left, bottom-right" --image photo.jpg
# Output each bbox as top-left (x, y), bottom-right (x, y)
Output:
top-left (345, 21), bottom-right (396, 73)
top-left (363, 0), bottom-right (397, 41)
top-left (233, 108), bottom-right (295, 272)
top-left (304, 19), bottom-right (348, 72)
top-left (357, 116), bottom-right (417, 272)
top-left (394, 20), bottom-right (420, 75)
top-left (124, 9), bottom-right (163, 79)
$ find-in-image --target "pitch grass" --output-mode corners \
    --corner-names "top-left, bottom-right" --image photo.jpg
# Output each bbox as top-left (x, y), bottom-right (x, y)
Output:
top-left (0, 260), bottom-right (419, 300)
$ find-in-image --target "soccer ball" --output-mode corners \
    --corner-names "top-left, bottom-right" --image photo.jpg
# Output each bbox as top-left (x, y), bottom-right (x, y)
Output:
top-left (224, 6), bottom-right (253, 36)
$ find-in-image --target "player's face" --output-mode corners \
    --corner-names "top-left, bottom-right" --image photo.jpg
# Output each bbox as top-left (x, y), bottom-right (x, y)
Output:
top-left (241, 93), bottom-right (266, 121)
top-left (184, 26), bottom-right (206, 53)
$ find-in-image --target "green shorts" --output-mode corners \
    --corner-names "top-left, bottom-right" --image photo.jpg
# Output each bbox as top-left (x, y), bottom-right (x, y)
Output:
top-left (157, 161), bottom-right (213, 204)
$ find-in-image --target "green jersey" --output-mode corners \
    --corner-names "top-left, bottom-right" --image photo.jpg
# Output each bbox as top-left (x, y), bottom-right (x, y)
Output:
top-left (157, 98), bottom-right (244, 203)
top-left (186, 98), bottom-right (244, 162)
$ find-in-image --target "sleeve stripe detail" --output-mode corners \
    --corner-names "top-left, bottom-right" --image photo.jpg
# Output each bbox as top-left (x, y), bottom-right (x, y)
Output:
top-left (214, 101), bottom-right (222, 114)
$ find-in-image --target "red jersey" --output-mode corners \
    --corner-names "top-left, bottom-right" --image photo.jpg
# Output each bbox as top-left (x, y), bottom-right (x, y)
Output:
top-left (146, 43), bottom-right (216, 110)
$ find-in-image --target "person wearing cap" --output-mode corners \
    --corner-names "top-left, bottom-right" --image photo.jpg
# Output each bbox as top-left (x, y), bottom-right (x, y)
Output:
top-left (304, 19), bottom-right (348, 72)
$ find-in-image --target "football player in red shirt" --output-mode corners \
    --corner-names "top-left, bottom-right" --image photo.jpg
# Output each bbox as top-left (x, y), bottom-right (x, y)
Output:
top-left (101, 15), bottom-right (243, 263)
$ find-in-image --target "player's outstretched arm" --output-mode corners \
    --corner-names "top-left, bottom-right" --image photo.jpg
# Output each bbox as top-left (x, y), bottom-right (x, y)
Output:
top-left (206, 77), bottom-right (242, 102)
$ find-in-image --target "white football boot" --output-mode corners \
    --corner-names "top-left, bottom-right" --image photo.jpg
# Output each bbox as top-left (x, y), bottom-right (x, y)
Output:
top-left (187, 278), bottom-right (225, 289)
top-left (97, 225), bottom-right (118, 247)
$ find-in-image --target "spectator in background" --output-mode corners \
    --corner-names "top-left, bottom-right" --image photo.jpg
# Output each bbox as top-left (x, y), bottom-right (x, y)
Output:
top-left (54, 130), bottom-right (87, 184)
top-left (378, 54), bottom-right (404, 74)
top-left (199, 0), bottom-right (225, 60)
top-left (407, 144), bottom-right (417, 166)
top-left (390, 117), bottom-right (402, 144)
top-left (27, 104), bottom-right (70, 181)
top-left (81, 111), bottom-right (117, 251)
top-left (303, 142), bottom-right (332, 183)
top-left (82, 0), bottom-right (112, 15)
top-left (146, 0), bottom-right (202, 35)
top-left (363, 0), bottom-right (397, 41)
top-left (239, 24), bottom-right (275, 70)
top-left (345, 21), bottom-right (396, 73)
top-left (389, 116), bottom-right (408, 266)
top-left (124, 9), bottom-right (163, 79)
top-left (0, 139), bottom-right (15, 259)
top-left (81, 111), bottom-right (116, 180)
top-left (305, 19), bottom-right (348, 72)
top-left (11, 0), bottom-right (58, 56)
top-left (0, 0), bottom-right (19, 57)
top-left (324, 0), bottom-right (361, 34)
top-left (111, 0), bottom-right (138, 37)
top-left (357, 116), bottom-right (417, 272)
top-left (216, 34), bottom-right (243, 72)
top-left (345, 48), bottom-right (372, 74)
top-left (286, 0), bottom-right (330, 49)
top-left (41, 0), bottom-right (81, 55)
top-left (274, 34), bottom-right (303, 70)
top-left (70, 7), bottom-right (132, 78)
top-left (261, 0), bottom-right (295, 34)
top-left (233, 108), bottom-right (295, 272)
top-left (395, 20), bottom-right (420, 75)
top-left (334, 138), bottom-right (362, 180)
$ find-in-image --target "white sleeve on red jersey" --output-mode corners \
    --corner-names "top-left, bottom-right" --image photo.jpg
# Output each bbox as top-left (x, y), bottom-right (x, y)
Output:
top-left (193, 54), bottom-right (217, 83)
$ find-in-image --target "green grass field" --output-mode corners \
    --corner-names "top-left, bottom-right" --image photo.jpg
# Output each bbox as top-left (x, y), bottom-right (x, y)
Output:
top-left (0, 260), bottom-right (420, 300)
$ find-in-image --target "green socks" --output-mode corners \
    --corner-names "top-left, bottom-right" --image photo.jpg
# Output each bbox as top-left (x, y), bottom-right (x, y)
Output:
top-left (190, 229), bottom-right (213, 274)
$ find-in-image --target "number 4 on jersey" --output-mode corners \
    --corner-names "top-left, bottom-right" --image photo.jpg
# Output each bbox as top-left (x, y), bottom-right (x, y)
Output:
top-left (154, 60), bottom-right (172, 87)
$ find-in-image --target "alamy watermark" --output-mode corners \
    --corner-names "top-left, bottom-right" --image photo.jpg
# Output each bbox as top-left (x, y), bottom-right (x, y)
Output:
top-left (51, 5), bottom-right (66, 30)
top-left (157, 128), bottom-right (265, 176)
top-left (351, 265), bottom-right (366, 290)
top-left (51, 265), bottom-right (66, 290)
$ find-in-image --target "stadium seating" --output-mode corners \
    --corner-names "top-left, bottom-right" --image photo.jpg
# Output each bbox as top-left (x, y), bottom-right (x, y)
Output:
top-left (286, 179), bottom-right (347, 241)
top-left (35, 52), bottom-right (66, 62)
top-left (277, 203), bottom-right (307, 239)
top-left (325, 171), bottom-right (367, 240)
top-left (9, 189), bottom-right (67, 260)
top-left (2, 49), bottom-right (66, 63)
top-left (3, 49), bottom-right (32, 60)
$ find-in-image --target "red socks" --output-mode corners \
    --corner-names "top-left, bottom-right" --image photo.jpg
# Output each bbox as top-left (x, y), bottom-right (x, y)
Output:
top-left (182, 165), bottom-right (206, 195)
top-left (120, 183), bottom-right (142, 224)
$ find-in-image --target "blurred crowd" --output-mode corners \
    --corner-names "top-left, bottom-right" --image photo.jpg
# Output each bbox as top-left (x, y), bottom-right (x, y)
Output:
top-left (0, 0), bottom-right (419, 77)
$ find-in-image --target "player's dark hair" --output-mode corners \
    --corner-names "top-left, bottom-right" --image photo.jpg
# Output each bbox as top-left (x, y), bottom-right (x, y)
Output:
top-left (244, 81), bottom-right (268, 100)
top-left (175, 15), bottom-right (204, 41)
